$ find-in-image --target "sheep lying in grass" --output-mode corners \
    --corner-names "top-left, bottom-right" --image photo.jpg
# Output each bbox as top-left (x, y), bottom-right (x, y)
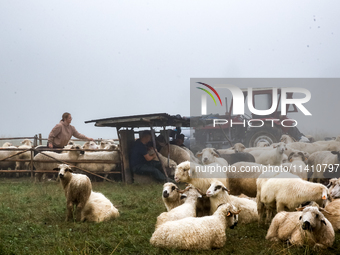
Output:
top-left (206, 180), bottom-right (258, 224)
top-left (324, 178), bottom-right (340, 231)
top-left (266, 205), bottom-right (335, 249)
top-left (34, 145), bottom-right (84, 182)
top-left (162, 182), bottom-right (185, 211)
top-left (54, 164), bottom-right (92, 221)
top-left (81, 191), bottom-right (119, 222)
top-left (156, 185), bottom-right (202, 228)
top-left (150, 203), bottom-right (240, 250)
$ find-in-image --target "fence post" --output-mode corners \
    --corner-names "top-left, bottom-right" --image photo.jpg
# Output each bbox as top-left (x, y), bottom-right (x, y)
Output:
top-left (39, 133), bottom-right (42, 145)
top-left (33, 135), bottom-right (38, 147)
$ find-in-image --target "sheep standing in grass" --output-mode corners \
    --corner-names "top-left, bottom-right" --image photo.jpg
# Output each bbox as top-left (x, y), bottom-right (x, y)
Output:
top-left (162, 182), bottom-right (185, 211)
top-left (206, 180), bottom-right (258, 224)
top-left (81, 191), bottom-right (119, 222)
top-left (55, 164), bottom-right (92, 221)
top-left (266, 206), bottom-right (335, 249)
top-left (155, 185), bottom-right (202, 228)
top-left (150, 203), bottom-right (240, 250)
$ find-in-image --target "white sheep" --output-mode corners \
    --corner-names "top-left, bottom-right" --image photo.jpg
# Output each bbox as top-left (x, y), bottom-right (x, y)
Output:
top-left (76, 144), bottom-right (121, 179)
top-left (174, 161), bottom-right (227, 194)
top-left (256, 171), bottom-right (329, 224)
top-left (55, 164), bottom-right (92, 221)
top-left (308, 150), bottom-right (340, 182)
top-left (162, 182), bottom-right (185, 211)
top-left (148, 149), bottom-right (177, 176)
top-left (285, 142), bottom-right (328, 155)
top-left (15, 139), bottom-right (33, 171)
top-left (196, 148), bottom-right (229, 166)
top-left (249, 142), bottom-right (287, 165)
top-left (0, 144), bottom-right (18, 170)
top-left (206, 180), bottom-right (258, 224)
top-left (160, 144), bottom-right (200, 164)
top-left (33, 144), bottom-right (84, 182)
top-left (266, 206), bottom-right (335, 249)
top-left (81, 191), bottom-right (119, 222)
top-left (82, 141), bottom-right (98, 150)
top-left (155, 185), bottom-right (202, 228)
top-left (2, 142), bottom-right (13, 148)
top-left (150, 203), bottom-right (240, 250)
top-left (324, 178), bottom-right (340, 231)
top-left (280, 134), bottom-right (296, 144)
top-left (217, 143), bottom-right (246, 154)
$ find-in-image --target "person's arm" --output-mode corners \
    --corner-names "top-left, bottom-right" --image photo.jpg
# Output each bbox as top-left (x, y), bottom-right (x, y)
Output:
top-left (72, 126), bottom-right (94, 141)
top-left (48, 124), bottom-right (62, 147)
top-left (144, 153), bottom-right (156, 161)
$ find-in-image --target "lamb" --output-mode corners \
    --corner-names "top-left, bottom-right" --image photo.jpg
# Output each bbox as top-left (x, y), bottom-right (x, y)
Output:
top-left (155, 185), bottom-right (202, 228)
top-left (162, 182), bottom-right (185, 211)
top-left (196, 147), bottom-right (255, 166)
top-left (256, 171), bottom-right (329, 224)
top-left (249, 142), bottom-right (287, 165)
top-left (55, 164), bottom-right (92, 221)
top-left (174, 161), bottom-right (227, 194)
top-left (150, 203), bottom-right (240, 250)
top-left (148, 149), bottom-right (177, 176)
top-left (33, 144), bottom-right (84, 182)
top-left (266, 205), bottom-right (335, 249)
top-left (206, 180), bottom-right (258, 224)
top-left (308, 150), bottom-right (340, 183)
top-left (81, 191), bottom-right (119, 222)
top-left (76, 144), bottom-right (121, 179)
top-left (282, 151), bottom-right (308, 180)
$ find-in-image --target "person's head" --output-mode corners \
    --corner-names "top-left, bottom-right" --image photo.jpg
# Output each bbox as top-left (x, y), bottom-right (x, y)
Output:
top-left (61, 112), bottom-right (72, 124)
top-left (176, 134), bottom-right (185, 145)
top-left (140, 130), bottom-right (152, 144)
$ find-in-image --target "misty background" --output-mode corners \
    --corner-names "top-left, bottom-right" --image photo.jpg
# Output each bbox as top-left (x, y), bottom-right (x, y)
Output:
top-left (1, 1), bottom-right (339, 140)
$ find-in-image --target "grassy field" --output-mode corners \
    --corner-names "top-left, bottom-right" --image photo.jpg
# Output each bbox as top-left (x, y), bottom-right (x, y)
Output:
top-left (0, 178), bottom-right (339, 255)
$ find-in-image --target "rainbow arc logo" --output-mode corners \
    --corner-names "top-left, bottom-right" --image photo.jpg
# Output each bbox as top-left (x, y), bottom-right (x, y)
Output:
top-left (196, 82), bottom-right (222, 106)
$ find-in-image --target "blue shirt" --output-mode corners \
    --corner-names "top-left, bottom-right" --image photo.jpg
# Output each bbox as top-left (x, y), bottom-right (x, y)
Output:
top-left (130, 139), bottom-right (148, 167)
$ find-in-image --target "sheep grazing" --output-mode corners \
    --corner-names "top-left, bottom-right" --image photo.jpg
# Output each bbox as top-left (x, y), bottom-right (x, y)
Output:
top-left (308, 150), bottom-right (340, 183)
top-left (282, 151), bottom-right (308, 180)
top-left (249, 142), bottom-right (287, 165)
top-left (81, 191), bottom-right (119, 222)
top-left (256, 171), bottom-right (329, 224)
top-left (162, 182), bottom-right (185, 211)
top-left (55, 164), bottom-right (92, 222)
top-left (266, 206), bottom-right (335, 249)
top-left (33, 144), bottom-right (84, 182)
top-left (150, 203), bottom-right (240, 250)
top-left (76, 144), bottom-right (121, 180)
top-left (155, 185), bottom-right (202, 228)
top-left (206, 180), bottom-right (258, 224)
top-left (174, 161), bottom-right (227, 194)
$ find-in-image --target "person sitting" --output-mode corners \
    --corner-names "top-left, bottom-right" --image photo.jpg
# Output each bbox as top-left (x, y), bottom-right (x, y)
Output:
top-left (130, 130), bottom-right (173, 183)
top-left (170, 134), bottom-right (186, 148)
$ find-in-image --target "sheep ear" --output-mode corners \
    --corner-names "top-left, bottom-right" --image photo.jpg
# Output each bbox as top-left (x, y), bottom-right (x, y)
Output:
top-left (321, 219), bottom-right (327, 226)
top-left (53, 168), bottom-right (60, 171)
top-left (222, 187), bottom-right (229, 193)
top-left (180, 194), bottom-right (187, 200)
top-left (296, 207), bottom-right (304, 211)
top-left (196, 152), bottom-right (202, 158)
top-left (288, 152), bottom-right (294, 161)
top-left (67, 168), bottom-right (73, 173)
top-left (319, 208), bottom-right (332, 215)
top-left (331, 151), bottom-right (339, 155)
top-left (188, 169), bottom-right (192, 177)
top-left (273, 144), bottom-right (277, 148)
top-left (213, 149), bottom-right (220, 157)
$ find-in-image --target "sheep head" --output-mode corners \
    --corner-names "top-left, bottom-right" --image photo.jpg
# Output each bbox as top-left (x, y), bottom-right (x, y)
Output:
top-left (233, 143), bottom-right (246, 152)
top-left (174, 161), bottom-right (191, 183)
top-left (328, 178), bottom-right (340, 199)
top-left (273, 142), bottom-right (287, 154)
top-left (21, 139), bottom-right (32, 146)
top-left (53, 164), bottom-right (73, 179)
top-left (82, 141), bottom-right (98, 150)
top-left (197, 148), bottom-right (220, 165)
top-left (206, 180), bottom-right (229, 197)
top-left (215, 203), bottom-right (240, 229)
top-left (162, 183), bottom-right (181, 200)
top-left (297, 206), bottom-right (328, 231)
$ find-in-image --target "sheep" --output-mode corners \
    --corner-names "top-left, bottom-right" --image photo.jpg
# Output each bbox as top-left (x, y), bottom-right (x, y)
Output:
top-left (55, 164), bottom-right (92, 221)
top-left (328, 178), bottom-right (340, 197)
top-left (324, 178), bottom-right (340, 231)
top-left (81, 191), bottom-right (119, 222)
top-left (0, 144), bottom-right (18, 170)
top-left (196, 148), bottom-right (255, 166)
top-left (162, 182), bottom-right (185, 211)
top-left (280, 134), bottom-right (296, 144)
top-left (206, 180), bottom-right (258, 224)
top-left (249, 142), bottom-right (287, 165)
top-left (98, 140), bottom-right (119, 150)
top-left (282, 151), bottom-right (308, 180)
top-left (2, 142), bottom-right (13, 148)
top-left (285, 142), bottom-right (328, 155)
top-left (76, 144), bottom-right (121, 180)
top-left (148, 149), bottom-right (177, 176)
top-left (174, 161), bottom-right (227, 194)
top-left (308, 150), bottom-right (340, 183)
top-left (15, 139), bottom-right (33, 171)
top-left (82, 141), bottom-right (98, 150)
top-left (155, 185), bottom-right (202, 228)
top-left (217, 143), bottom-right (246, 154)
top-left (225, 162), bottom-right (264, 197)
top-left (159, 144), bottom-right (200, 164)
top-left (266, 205), bottom-right (335, 249)
top-left (150, 203), bottom-right (240, 250)
top-left (33, 144), bottom-right (84, 182)
top-left (257, 141), bottom-right (270, 147)
top-left (256, 171), bottom-right (329, 224)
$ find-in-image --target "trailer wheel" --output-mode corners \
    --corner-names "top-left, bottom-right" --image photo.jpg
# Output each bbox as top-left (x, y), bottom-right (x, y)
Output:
top-left (244, 127), bottom-right (282, 148)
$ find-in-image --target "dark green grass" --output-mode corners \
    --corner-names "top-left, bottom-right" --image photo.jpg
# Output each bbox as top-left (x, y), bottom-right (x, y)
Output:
top-left (0, 178), bottom-right (339, 255)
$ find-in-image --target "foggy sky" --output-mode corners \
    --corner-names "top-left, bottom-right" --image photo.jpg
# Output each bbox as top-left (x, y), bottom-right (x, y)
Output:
top-left (1, 1), bottom-right (339, 141)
